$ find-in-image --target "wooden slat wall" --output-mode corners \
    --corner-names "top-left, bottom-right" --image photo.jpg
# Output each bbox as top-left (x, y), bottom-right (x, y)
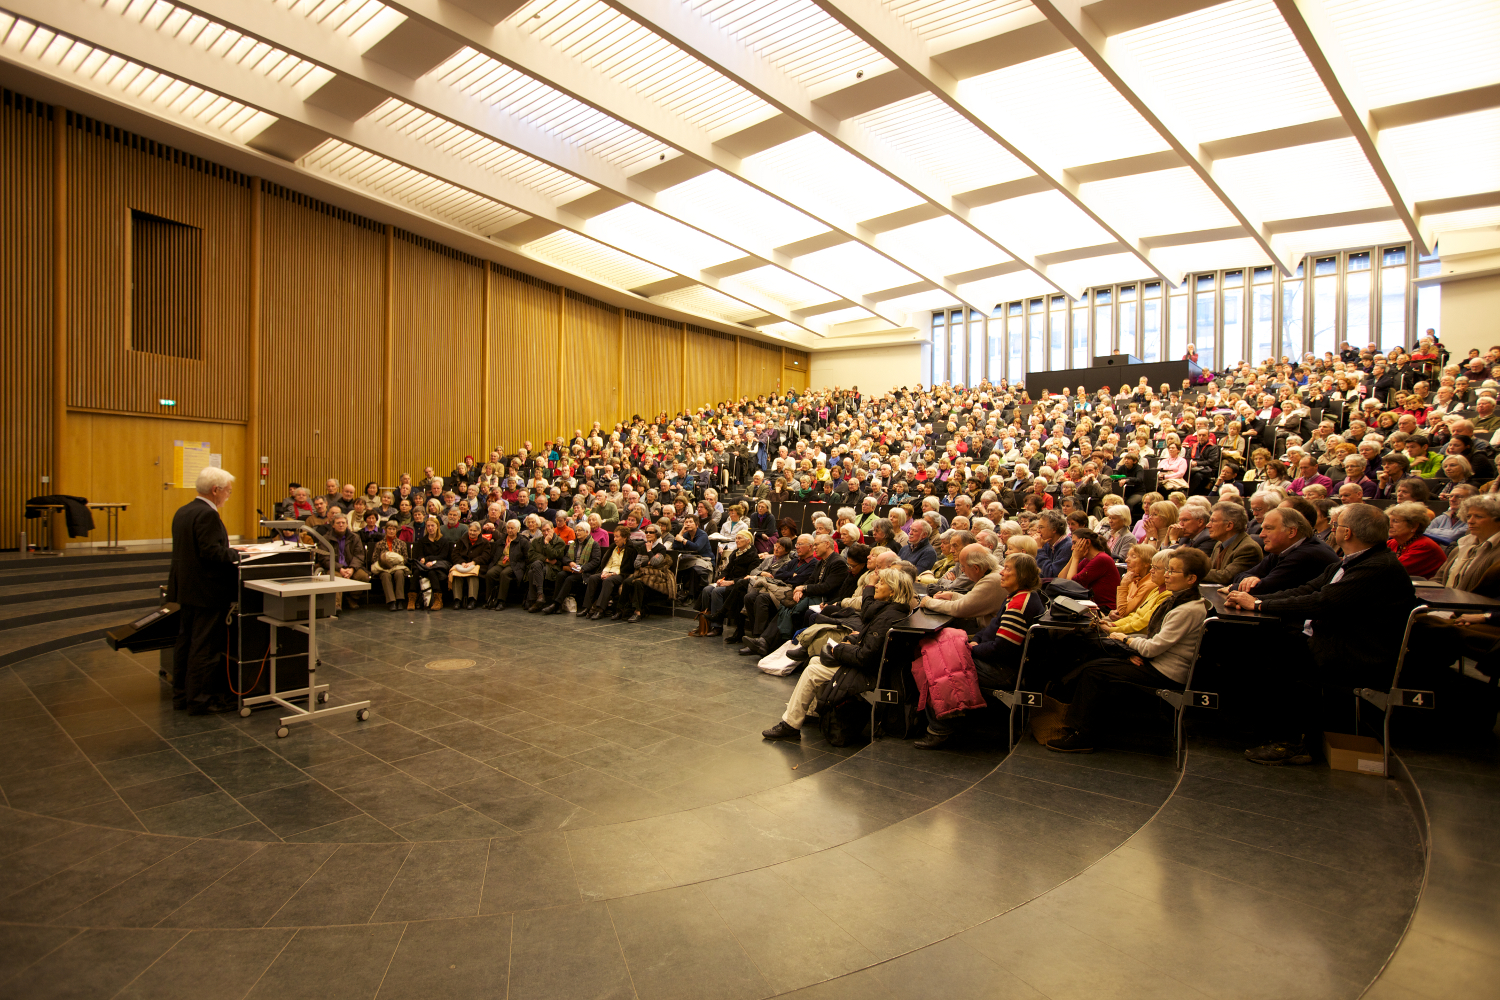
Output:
top-left (67, 112), bottom-right (250, 421)
top-left (684, 325), bottom-right (737, 411)
top-left (0, 94), bottom-right (53, 547)
top-left (561, 290), bottom-right (622, 435)
top-left (490, 265), bottom-right (561, 454)
top-left (741, 339), bottom-right (784, 398)
top-left (622, 312), bottom-right (684, 423)
top-left (390, 232), bottom-right (484, 477)
top-left (129, 213), bottom-right (202, 360)
top-left (257, 187), bottom-right (384, 514)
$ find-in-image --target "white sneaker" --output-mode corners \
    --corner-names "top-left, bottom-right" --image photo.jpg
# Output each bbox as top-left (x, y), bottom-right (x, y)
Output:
top-left (564, 597), bottom-right (578, 613)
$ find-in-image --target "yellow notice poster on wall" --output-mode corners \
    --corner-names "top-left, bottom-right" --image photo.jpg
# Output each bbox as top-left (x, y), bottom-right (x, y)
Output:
top-left (174, 440), bottom-right (211, 488)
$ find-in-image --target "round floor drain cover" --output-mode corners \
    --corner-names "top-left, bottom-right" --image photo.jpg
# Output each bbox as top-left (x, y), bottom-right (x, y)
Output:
top-left (425, 657), bottom-right (476, 672)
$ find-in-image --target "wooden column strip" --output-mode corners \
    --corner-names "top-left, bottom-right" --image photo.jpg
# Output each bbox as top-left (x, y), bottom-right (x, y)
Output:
top-left (382, 224), bottom-right (393, 482)
top-left (480, 263), bottom-right (491, 453)
top-left (734, 336), bottom-right (741, 402)
top-left (51, 105), bottom-right (66, 545)
top-left (245, 176), bottom-right (262, 539)
top-left (680, 321), bottom-right (687, 415)
top-left (557, 285), bottom-right (566, 439)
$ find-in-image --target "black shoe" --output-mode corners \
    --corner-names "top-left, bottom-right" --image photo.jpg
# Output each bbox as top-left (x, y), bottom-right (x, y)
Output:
top-left (724, 629), bottom-right (744, 645)
top-left (388, 601), bottom-right (399, 611)
top-left (706, 625), bottom-right (723, 636)
top-left (1244, 741), bottom-right (1313, 766)
top-left (542, 603), bottom-right (561, 615)
top-left (762, 721), bottom-right (801, 741)
top-left (587, 609), bottom-right (603, 620)
top-left (627, 611), bottom-right (643, 623)
top-left (786, 646), bottom-right (810, 664)
top-left (466, 597), bottom-right (477, 610)
top-left (1046, 729), bottom-right (1096, 753)
top-left (493, 601), bottom-right (507, 611)
top-left (527, 601), bottom-right (544, 613)
top-left (172, 699), bottom-right (187, 711)
top-left (189, 698), bottom-right (236, 716)
top-left (611, 609), bottom-right (628, 621)
top-left (914, 730), bottom-right (953, 750)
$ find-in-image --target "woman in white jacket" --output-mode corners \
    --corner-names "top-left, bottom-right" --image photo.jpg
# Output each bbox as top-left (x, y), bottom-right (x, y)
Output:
top-left (1045, 546), bottom-right (1210, 754)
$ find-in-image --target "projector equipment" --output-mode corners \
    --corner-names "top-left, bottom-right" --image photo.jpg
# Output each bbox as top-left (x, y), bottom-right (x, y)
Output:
top-left (106, 603), bottom-right (180, 652)
top-left (1050, 595), bottom-right (1100, 621)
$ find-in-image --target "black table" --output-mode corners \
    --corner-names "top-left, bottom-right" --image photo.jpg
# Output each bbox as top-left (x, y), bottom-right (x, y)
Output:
top-left (1413, 586), bottom-right (1500, 611)
top-left (1200, 584), bottom-right (1280, 622)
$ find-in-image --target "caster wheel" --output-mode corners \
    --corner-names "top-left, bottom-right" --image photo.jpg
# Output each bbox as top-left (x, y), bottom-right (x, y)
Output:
top-left (239, 707), bottom-right (252, 718)
top-left (356, 709), bottom-right (371, 722)
top-left (317, 691), bottom-right (329, 704)
top-left (276, 727), bottom-right (290, 738)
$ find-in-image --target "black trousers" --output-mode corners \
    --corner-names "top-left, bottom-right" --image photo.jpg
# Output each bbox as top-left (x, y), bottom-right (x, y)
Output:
top-left (1059, 654), bottom-right (1179, 735)
top-left (486, 563), bottom-right (526, 603)
top-left (554, 570), bottom-right (586, 607)
top-left (173, 602), bottom-right (229, 708)
top-left (581, 572), bottom-right (624, 611)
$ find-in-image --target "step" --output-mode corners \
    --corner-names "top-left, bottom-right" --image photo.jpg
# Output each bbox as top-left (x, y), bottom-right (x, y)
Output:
top-left (0, 590), bottom-right (161, 631)
top-left (0, 572), bottom-right (168, 605)
top-left (0, 549), bottom-right (168, 567)
top-left (0, 607), bottom-right (152, 668)
top-left (0, 559), bottom-right (173, 587)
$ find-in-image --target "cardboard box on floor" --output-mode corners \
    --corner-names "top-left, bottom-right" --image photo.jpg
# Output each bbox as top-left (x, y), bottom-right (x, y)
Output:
top-left (1324, 732), bottom-right (1386, 776)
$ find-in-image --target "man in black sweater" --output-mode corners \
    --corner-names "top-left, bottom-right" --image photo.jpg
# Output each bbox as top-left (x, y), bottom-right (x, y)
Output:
top-left (1225, 504), bottom-right (1416, 765)
top-left (167, 468), bottom-right (242, 714)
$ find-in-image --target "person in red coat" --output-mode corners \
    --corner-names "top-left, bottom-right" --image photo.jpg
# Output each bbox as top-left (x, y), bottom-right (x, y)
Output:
top-left (1386, 502), bottom-right (1447, 578)
top-left (1066, 529), bottom-right (1121, 610)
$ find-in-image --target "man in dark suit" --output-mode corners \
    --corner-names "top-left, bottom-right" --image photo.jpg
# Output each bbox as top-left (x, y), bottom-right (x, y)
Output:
top-left (741, 533), bottom-right (847, 656)
top-left (1226, 504), bottom-right (1416, 765)
top-left (1229, 508), bottom-right (1337, 596)
top-left (1167, 504), bottom-right (1216, 555)
top-left (167, 468), bottom-right (241, 714)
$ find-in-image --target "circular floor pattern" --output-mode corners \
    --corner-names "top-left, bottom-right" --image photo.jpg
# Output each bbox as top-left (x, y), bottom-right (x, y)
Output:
top-left (0, 606), bottom-right (1427, 1000)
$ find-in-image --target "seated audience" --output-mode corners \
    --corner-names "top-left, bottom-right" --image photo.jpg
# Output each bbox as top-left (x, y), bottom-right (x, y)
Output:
top-left (1385, 502), bottom-right (1447, 578)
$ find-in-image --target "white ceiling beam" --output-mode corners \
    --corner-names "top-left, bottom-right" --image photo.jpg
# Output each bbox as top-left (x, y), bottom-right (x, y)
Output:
top-left (5, 0), bottom-right (825, 338)
top-left (378, 0), bottom-right (980, 312)
top-left (1030, 0), bottom-right (1296, 275)
top-left (1271, 0), bottom-right (1427, 254)
top-left (808, 0), bottom-right (1174, 287)
top-left (162, 0), bottom-right (903, 332)
top-left (592, 0), bottom-right (1059, 306)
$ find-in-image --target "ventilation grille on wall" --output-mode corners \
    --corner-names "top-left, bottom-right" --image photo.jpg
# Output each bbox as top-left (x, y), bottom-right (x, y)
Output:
top-left (130, 209), bottom-right (203, 360)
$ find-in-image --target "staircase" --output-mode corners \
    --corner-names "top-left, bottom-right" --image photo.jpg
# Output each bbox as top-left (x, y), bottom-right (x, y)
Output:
top-left (0, 552), bottom-right (169, 666)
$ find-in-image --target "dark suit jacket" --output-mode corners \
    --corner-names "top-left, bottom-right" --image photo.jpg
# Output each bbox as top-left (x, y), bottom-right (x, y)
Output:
top-left (1258, 548), bottom-right (1417, 683)
top-left (487, 533), bottom-right (529, 571)
top-left (1234, 537), bottom-right (1339, 594)
top-left (802, 553), bottom-right (850, 599)
top-left (166, 498), bottom-right (239, 608)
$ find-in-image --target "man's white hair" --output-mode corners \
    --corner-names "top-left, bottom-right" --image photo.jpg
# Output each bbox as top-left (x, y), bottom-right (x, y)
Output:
top-left (196, 467), bottom-right (235, 495)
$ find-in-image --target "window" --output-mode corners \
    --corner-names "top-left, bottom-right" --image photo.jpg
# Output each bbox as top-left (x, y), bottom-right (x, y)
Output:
top-left (969, 310), bottom-right (984, 383)
top-left (1252, 266), bottom-right (1275, 363)
top-left (1312, 256), bottom-right (1337, 358)
top-left (1049, 295), bottom-right (1067, 370)
top-left (1007, 303), bottom-right (1023, 381)
top-left (949, 309), bottom-right (965, 385)
top-left (1028, 299), bottom-right (1044, 373)
top-left (1093, 289), bottom-right (1112, 358)
top-left (1072, 295), bottom-right (1089, 368)
top-left (130, 210), bottom-right (203, 360)
top-left (1169, 285), bottom-right (1187, 361)
top-left (1118, 285), bottom-right (1137, 358)
top-left (1345, 251), bottom-right (1371, 353)
top-left (1141, 282), bottom-right (1161, 362)
top-left (928, 311), bottom-right (945, 384)
top-left (988, 305), bottom-right (1004, 385)
top-left (1194, 274), bottom-right (1215, 370)
top-left (1282, 263), bottom-right (1304, 361)
top-left (1220, 270), bottom-right (1243, 370)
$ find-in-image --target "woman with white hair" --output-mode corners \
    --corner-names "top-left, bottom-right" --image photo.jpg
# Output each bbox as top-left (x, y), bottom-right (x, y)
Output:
top-left (1102, 505), bottom-right (1135, 562)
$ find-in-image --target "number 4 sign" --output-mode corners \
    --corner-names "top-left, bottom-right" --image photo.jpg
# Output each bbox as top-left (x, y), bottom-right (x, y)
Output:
top-left (1398, 689), bottom-right (1436, 709)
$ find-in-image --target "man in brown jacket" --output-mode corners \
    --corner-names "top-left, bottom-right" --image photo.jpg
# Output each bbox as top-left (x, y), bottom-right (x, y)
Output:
top-left (1204, 501), bottom-right (1263, 586)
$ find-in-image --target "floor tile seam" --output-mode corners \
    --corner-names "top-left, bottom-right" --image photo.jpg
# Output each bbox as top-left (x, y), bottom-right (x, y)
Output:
top-left (986, 763), bottom-right (1180, 810)
top-left (236, 926), bottom-right (303, 1000)
top-left (151, 839), bottom-right (300, 930)
top-left (0, 925), bottom-right (84, 987)
top-left (101, 928), bottom-right (192, 1000)
top-left (1162, 785), bottom-right (1429, 853)
top-left (369, 920), bottom-right (410, 999)
top-left (1149, 812), bottom-right (1426, 885)
top-left (697, 867), bottom-right (796, 993)
top-left (1001, 753), bottom-right (1182, 790)
top-left (939, 784), bottom-right (1159, 838)
top-left (601, 890), bottom-right (646, 1000)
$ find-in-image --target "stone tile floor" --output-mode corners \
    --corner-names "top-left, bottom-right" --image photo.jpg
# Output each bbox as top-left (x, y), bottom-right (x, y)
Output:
top-left (0, 603), bottom-right (1437, 999)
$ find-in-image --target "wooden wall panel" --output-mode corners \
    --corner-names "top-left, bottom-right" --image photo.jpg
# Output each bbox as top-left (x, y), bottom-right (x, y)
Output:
top-left (622, 313), bottom-right (683, 422)
top-left (0, 93), bottom-right (53, 548)
top-left (741, 340), bottom-right (784, 399)
top-left (67, 113), bottom-right (250, 421)
top-left (490, 266), bottom-right (561, 455)
top-left (683, 326), bottom-right (737, 410)
top-left (561, 291), bottom-right (622, 435)
top-left (389, 232), bottom-right (484, 478)
top-left (257, 188), bottom-right (384, 515)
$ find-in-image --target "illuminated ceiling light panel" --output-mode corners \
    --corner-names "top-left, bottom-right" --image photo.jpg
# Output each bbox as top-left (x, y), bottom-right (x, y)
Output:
top-left (651, 283), bottom-right (771, 324)
top-left (515, 0), bottom-right (773, 135)
top-left (960, 270), bottom-right (1056, 309)
top-left (367, 99), bottom-right (598, 204)
top-left (1213, 138), bottom-right (1390, 222)
top-left (272, 0), bottom-right (405, 49)
top-left (754, 320), bottom-right (805, 338)
top-left (718, 265), bottom-right (835, 312)
top-left (1278, 220), bottom-right (1412, 260)
top-left (797, 241), bottom-right (920, 290)
top-left (959, 49), bottom-right (1170, 166)
top-left (685, 0), bottom-right (894, 92)
top-left (1325, 0), bottom-right (1500, 107)
top-left (432, 49), bottom-right (668, 173)
top-left (1381, 109), bottom-right (1500, 203)
top-left (0, 13), bottom-right (275, 141)
top-left (1044, 252), bottom-right (1152, 295)
top-left (1150, 237), bottom-right (1272, 277)
top-left (585, 202), bottom-right (746, 272)
top-left (302, 139), bottom-right (526, 232)
top-left (745, 132), bottom-right (926, 221)
top-left (654, 170), bottom-right (829, 249)
top-left (882, 216), bottom-right (1009, 277)
top-left (526, 228), bottom-right (676, 288)
top-left (852, 93), bottom-right (1034, 195)
top-left (814, 305), bottom-right (880, 326)
top-left (883, 0), bottom-right (1034, 43)
top-left (1081, 168), bottom-right (1242, 239)
top-left (1118, 0), bottom-right (1339, 141)
top-left (877, 289), bottom-right (959, 316)
top-left (970, 191), bottom-right (1114, 257)
top-left (1426, 205), bottom-right (1500, 237)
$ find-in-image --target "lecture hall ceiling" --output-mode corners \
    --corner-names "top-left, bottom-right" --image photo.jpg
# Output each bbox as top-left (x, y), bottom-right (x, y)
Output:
top-left (1, 0), bottom-right (1496, 345)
